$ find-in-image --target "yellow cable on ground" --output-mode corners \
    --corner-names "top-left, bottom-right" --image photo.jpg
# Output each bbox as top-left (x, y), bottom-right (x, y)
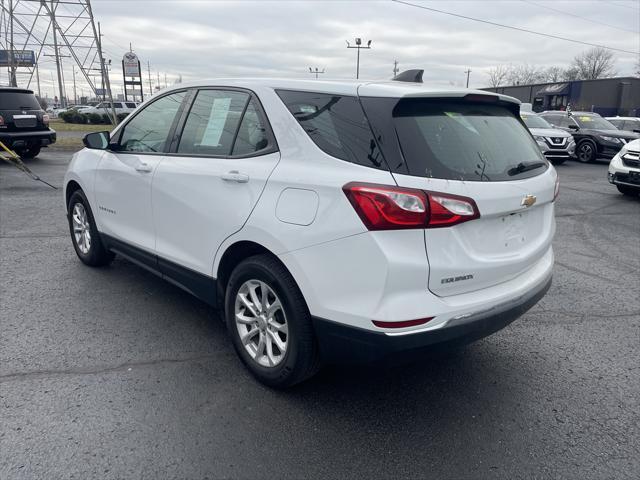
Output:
top-left (0, 140), bottom-right (57, 189)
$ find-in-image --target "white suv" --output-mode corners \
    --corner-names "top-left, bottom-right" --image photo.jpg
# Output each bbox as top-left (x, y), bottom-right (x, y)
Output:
top-left (64, 78), bottom-right (557, 387)
top-left (608, 138), bottom-right (640, 196)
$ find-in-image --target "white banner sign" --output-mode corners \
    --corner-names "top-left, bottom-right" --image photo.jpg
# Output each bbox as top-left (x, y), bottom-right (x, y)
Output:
top-left (122, 52), bottom-right (141, 77)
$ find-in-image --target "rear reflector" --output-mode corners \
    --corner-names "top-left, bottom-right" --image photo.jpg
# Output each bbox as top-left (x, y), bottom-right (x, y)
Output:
top-left (553, 175), bottom-right (560, 201)
top-left (343, 182), bottom-right (480, 230)
top-left (372, 317), bottom-right (434, 329)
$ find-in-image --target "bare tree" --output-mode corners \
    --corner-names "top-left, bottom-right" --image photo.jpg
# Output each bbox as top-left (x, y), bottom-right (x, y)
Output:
top-left (543, 66), bottom-right (564, 82)
top-left (506, 63), bottom-right (545, 85)
top-left (635, 58), bottom-right (640, 77)
top-left (487, 65), bottom-right (509, 88)
top-left (570, 47), bottom-right (616, 80)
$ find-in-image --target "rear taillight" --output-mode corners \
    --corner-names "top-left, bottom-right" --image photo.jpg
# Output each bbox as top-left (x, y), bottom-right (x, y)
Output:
top-left (343, 182), bottom-right (480, 230)
top-left (42, 114), bottom-right (50, 125)
top-left (553, 175), bottom-right (560, 201)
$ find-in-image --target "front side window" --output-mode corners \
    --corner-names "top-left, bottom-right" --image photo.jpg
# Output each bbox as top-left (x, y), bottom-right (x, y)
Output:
top-left (117, 91), bottom-right (186, 153)
top-left (178, 90), bottom-right (249, 156)
top-left (125, 102), bottom-right (137, 108)
top-left (276, 90), bottom-right (386, 170)
top-left (366, 99), bottom-right (547, 181)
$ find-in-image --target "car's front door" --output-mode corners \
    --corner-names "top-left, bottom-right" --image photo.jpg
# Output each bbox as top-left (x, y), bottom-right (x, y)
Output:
top-left (94, 90), bottom-right (187, 254)
top-left (152, 88), bottom-right (280, 277)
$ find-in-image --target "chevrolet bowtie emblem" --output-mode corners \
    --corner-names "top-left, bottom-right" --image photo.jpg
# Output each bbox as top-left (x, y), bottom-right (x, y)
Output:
top-left (521, 194), bottom-right (537, 208)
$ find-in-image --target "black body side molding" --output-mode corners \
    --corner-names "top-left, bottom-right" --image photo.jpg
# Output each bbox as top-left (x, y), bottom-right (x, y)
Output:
top-left (101, 233), bottom-right (217, 306)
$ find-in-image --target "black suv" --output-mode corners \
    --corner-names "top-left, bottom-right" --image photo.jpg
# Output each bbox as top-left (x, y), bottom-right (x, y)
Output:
top-left (539, 111), bottom-right (639, 163)
top-left (0, 87), bottom-right (56, 158)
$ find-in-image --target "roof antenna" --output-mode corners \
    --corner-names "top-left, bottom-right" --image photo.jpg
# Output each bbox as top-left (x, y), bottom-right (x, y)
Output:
top-left (392, 69), bottom-right (424, 83)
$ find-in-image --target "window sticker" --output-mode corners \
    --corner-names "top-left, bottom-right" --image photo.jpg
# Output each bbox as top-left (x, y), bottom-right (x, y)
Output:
top-left (201, 97), bottom-right (232, 146)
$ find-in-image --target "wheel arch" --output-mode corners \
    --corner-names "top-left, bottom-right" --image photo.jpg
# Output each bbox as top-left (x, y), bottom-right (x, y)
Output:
top-left (65, 179), bottom-right (83, 212)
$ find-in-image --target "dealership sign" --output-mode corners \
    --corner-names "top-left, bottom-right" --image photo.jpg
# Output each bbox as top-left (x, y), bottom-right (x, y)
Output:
top-left (122, 52), bottom-right (141, 78)
top-left (122, 51), bottom-right (144, 102)
top-left (0, 50), bottom-right (36, 67)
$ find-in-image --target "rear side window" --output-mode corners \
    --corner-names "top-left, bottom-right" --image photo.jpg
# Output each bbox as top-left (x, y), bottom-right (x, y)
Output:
top-left (276, 90), bottom-right (386, 170)
top-left (362, 98), bottom-right (547, 182)
top-left (178, 90), bottom-right (249, 156)
top-left (232, 100), bottom-right (269, 156)
top-left (125, 102), bottom-right (136, 108)
top-left (0, 91), bottom-right (41, 110)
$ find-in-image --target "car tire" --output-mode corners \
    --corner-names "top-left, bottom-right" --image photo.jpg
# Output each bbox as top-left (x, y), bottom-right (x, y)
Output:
top-left (617, 185), bottom-right (639, 196)
top-left (67, 190), bottom-right (115, 267)
top-left (225, 254), bottom-right (321, 388)
top-left (16, 145), bottom-right (41, 159)
top-left (576, 140), bottom-right (597, 163)
top-left (550, 158), bottom-right (567, 166)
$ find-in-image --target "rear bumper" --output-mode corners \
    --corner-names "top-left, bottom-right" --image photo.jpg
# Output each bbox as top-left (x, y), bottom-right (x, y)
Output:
top-left (0, 129), bottom-right (56, 148)
top-left (313, 274), bottom-right (552, 364)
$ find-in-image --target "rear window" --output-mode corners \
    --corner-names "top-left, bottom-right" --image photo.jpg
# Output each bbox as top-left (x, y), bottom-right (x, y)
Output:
top-left (0, 91), bottom-right (41, 110)
top-left (363, 98), bottom-right (547, 181)
top-left (276, 90), bottom-right (386, 170)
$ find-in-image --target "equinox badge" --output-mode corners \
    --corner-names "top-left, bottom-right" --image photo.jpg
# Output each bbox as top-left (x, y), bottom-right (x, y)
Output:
top-left (521, 194), bottom-right (537, 208)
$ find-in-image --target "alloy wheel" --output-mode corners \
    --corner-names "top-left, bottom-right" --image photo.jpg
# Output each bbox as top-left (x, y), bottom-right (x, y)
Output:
top-left (234, 279), bottom-right (288, 368)
top-left (578, 143), bottom-right (593, 163)
top-left (72, 203), bottom-right (92, 254)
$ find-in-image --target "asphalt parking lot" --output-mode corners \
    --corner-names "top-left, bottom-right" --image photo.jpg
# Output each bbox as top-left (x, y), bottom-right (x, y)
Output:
top-left (1, 149), bottom-right (639, 479)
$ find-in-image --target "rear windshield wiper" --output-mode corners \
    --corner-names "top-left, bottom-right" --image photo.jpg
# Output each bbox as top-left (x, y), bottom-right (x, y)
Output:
top-left (508, 161), bottom-right (546, 176)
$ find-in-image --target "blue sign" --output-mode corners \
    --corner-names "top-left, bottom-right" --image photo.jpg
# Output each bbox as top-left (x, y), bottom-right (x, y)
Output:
top-left (0, 50), bottom-right (36, 67)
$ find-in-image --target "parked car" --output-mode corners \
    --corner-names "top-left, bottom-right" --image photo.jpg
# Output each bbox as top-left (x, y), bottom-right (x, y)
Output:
top-left (64, 78), bottom-right (557, 387)
top-left (0, 87), bottom-right (56, 158)
top-left (608, 138), bottom-right (640, 196)
top-left (82, 101), bottom-right (138, 116)
top-left (605, 117), bottom-right (640, 134)
top-left (520, 112), bottom-right (575, 165)
top-left (539, 111), bottom-right (640, 163)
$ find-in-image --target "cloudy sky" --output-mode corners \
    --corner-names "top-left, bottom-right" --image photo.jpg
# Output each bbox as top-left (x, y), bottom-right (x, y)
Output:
top-left (4, 0), bottom-right (640, 98)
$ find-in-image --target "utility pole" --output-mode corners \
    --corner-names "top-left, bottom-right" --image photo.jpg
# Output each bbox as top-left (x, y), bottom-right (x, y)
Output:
top-left (9, 0), bottom-right (17, 86)
top-left (308, 67), bottom-right (325, 79)
top-left (147, 60), bottom-right (152, 96)
top-left (72, 66), bottom-right (77, 105)
top-left (35, 62), bottom-right (41, 98)
top-left (464, 68), bottom-right (472, 88)
top-left (93, 19), bottom-right (117, 123)
top-left (156, 70), bottom-right (160, 91)
top-left (51, 0), bottom-right (65, 107)
top-left (393, 60), bottom-right (399, 77)
top-left (346, 37), bottom-right (372, 79)
top-left (164, 72), bottom-right (167, 88)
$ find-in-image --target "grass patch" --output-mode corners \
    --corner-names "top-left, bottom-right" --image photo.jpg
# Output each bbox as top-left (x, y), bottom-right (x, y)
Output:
top-left (49, 119), bottom-right (115, 133)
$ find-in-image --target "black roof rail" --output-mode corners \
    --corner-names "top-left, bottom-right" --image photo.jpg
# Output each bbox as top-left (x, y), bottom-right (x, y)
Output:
top-left (392, 69), bottom-right (424, 83)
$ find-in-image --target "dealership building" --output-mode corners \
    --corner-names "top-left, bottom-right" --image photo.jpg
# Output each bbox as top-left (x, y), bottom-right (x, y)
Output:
top-left (484, 76), bottom-right (640, 116)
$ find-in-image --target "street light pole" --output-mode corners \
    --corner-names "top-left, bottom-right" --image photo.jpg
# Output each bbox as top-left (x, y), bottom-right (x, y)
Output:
top-left (346, 38), bottom-right (372, 79)
top-left (308, 67), bottom-right (325, 79)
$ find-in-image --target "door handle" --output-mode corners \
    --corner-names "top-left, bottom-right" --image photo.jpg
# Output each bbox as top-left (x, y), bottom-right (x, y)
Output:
top-left (135, 163), bottom-right (153, 173)
top-left (221, 170), bottom-right (249, 183)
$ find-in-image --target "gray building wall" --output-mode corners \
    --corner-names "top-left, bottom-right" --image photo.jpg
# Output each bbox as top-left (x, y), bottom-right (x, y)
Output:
top-left (484, 77), bottom-right (640, 116)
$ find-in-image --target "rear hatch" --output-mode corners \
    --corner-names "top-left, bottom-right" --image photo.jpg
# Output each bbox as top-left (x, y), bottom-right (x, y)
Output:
top-left (360, 90), bottom-right (556, 296)
top-left (0, 89), bottom-right (48, 132)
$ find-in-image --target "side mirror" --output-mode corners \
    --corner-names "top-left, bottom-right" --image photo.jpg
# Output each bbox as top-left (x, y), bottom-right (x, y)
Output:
top-left (568, 124), bottom-right (579, 131)
top-left (83, 131), bottom-right (110, 150)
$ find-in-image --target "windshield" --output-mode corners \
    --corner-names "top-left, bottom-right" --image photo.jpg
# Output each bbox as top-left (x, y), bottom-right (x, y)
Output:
top-left (0, 91), bottom-right (41, 110)
top-left (521, 114), bottom-right (552, 129)
top-left (382, 100), bottom-right (546, 181)
top-left (574, 115), bottom-right (617, 130)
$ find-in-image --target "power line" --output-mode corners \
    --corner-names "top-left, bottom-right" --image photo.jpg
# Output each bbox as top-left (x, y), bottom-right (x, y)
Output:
top-left (391, 0), bottom-right (640, 55)
top-left (602, 0), bottom-right (640, 11)
top-left (522, 0), bottom-right (638, 34)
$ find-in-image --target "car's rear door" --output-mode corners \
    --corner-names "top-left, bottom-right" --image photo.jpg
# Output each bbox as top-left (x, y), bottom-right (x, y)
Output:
top-left (361, 94), bottom-right (557, 297)
top-left (152, 88), bottom-right (280, 277)
top-left (93, 90), bottom-right (188, 254)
